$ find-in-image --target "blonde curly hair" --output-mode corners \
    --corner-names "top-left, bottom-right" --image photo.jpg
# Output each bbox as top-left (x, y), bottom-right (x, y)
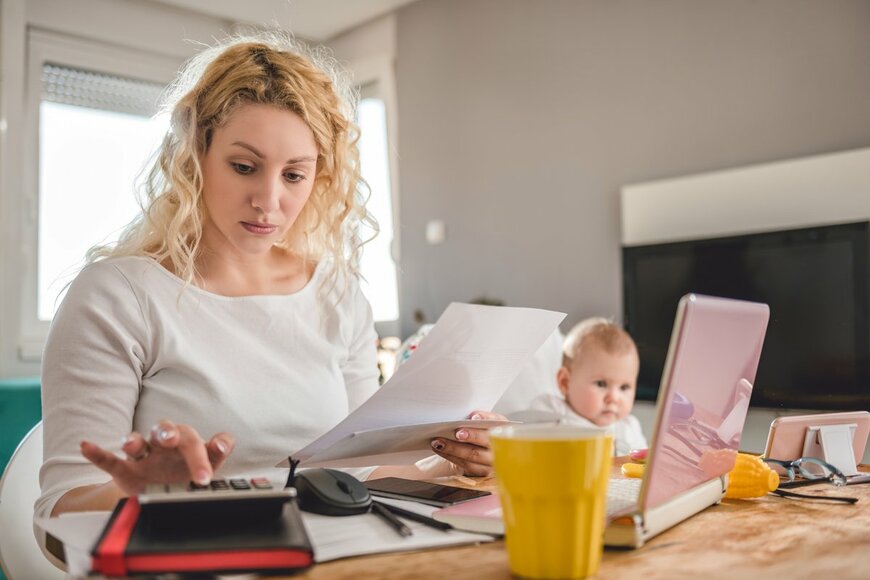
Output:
top-left (88, 31), bottom-right (374, 298)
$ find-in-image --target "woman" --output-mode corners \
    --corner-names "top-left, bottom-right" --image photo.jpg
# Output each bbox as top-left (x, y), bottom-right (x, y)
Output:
top-left (37, 33), bottom-right (499, 524)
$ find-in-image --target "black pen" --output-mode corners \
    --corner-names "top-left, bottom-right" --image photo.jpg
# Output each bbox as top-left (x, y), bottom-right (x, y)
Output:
top-left (371, 501), bottom-right (413, 537)
top-left (374, 500), bottom-right (453, 532)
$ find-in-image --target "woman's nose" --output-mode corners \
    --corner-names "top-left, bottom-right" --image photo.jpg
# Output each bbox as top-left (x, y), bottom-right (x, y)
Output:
top-left (251, 174), bottom-right (282, 213)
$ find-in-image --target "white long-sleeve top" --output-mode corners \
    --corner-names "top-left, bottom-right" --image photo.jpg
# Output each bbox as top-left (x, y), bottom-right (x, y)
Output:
top-left (511, 393), bottom-right (648, 456)
top-left (37, 256), bottom-right (379, 520)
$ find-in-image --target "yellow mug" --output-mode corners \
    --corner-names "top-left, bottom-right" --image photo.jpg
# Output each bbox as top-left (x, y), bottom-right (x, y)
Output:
top-left (490, 424), bottom-right (613, 579)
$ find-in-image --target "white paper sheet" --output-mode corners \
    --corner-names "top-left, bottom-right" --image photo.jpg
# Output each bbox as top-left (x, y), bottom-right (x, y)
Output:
top-left (303, 497), bottom-right (494, 562)
top-left (295, 419), bottom-right (512, 468)
top-left (281, 303), bottom-right (565, 467)
top-left (36, 511), bottom-right (111, 577)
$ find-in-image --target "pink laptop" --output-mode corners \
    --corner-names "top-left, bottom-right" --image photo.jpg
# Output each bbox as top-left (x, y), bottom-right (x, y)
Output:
top-left (604, 293), bottom-right (770, 547)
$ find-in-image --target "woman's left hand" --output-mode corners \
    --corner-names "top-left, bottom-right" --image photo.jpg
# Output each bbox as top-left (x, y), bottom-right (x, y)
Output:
top-left (430, 410), bottom-right (506, 477)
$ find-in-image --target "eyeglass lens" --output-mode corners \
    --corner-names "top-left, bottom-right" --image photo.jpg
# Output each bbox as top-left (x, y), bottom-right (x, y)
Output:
top-left (763, 457), bottom-right (847, 487)
top-left (764, 460), bottom-right (794, 480)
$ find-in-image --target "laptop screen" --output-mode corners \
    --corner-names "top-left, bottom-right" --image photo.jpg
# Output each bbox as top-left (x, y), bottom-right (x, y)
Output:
top-left (640, 294), bottom-right (770, 510)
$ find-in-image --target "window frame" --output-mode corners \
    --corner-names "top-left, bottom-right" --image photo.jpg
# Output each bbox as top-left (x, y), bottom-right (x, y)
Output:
top-left (348, 55), bottom-right (402, 338)
top-left (18, 29), bottom-right (180, 361)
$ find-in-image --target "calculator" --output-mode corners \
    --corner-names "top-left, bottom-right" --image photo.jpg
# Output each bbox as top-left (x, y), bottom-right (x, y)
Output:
top-left (138, 477), bottom-right (295, 527)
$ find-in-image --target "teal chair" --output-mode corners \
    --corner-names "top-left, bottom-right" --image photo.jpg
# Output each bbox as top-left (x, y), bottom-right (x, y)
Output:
top-left (0, 378), bottom-right (42, 482)
top-left (0, 379), bottom-right (47, 580)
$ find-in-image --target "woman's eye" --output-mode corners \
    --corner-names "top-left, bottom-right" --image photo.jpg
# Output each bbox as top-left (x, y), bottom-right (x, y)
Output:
top-left (284, 172), bottom-right (305, 183)
top-left (231, 162), bottom-right (254, 175)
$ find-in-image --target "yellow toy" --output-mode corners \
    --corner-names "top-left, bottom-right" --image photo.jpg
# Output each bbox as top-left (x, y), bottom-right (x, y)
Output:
top-left (724, 453), bottom-right (780, 498)
top-left (621, 462), bottom-right (645, 478)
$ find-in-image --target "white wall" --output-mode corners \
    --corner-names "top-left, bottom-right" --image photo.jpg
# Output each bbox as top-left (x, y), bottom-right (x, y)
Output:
top-left (622, 147), bottom-right (870, 246)
top-left (394, 0), bottom-right (870, 337)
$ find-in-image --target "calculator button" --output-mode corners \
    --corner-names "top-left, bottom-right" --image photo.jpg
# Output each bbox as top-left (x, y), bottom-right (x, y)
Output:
top-left (230, 479), bottom-right (251, 490)
top-left (251, 478), bottom-right (273, 489)
top-left (210, 479), bottom-right (230, 490)
top-left (188, 482), bottom-right (209, 491)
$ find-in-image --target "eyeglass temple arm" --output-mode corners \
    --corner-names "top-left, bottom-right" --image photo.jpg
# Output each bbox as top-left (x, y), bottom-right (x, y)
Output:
top-left (772, 488), bottom-right (858, 504)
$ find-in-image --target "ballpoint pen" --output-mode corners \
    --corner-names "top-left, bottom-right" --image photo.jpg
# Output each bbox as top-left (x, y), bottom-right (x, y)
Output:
top-left (371, 501), bottom-right (413, 537)
top-left (374, 500), bottom-right (453, 532)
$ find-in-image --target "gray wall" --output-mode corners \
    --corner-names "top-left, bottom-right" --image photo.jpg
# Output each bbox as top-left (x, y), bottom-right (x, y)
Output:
top-left (394, 0), bottom-right (870, 338)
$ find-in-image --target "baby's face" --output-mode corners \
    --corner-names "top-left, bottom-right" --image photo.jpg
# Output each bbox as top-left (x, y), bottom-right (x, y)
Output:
top-left (557, 344), bottom-right (639, 427)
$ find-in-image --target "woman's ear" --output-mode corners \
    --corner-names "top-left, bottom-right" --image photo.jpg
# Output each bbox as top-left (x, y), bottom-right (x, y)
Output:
top-left (556, 366), bottom-right (571, 397)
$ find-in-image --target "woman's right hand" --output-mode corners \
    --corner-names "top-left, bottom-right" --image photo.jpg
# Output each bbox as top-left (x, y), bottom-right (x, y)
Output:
top-left (80, 419), bottom-right (234, 496)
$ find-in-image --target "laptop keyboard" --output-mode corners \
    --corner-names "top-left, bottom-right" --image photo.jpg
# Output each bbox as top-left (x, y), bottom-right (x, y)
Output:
top-left (606, 477), bottom-right (642, 517)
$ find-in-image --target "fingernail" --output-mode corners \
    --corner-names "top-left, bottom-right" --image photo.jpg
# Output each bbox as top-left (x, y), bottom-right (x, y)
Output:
top-left (158, 428), bottom-right (174, 442)
top-left (432, 440), bottom-right (445, 451)
top-left (456, 429), bottom-right (469, 441)
top-left (195, 470), bottom-right (211, 485)
top-left (120, 434), bottom-right (134, 446)
top-left (216, 440), bottom-right (228, 454)
top-left (471, 413), bottom-right (483, 420)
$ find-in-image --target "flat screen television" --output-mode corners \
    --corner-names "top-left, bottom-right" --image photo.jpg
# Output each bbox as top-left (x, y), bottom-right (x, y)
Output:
top-left (623, 221), bottom-right (870, 410)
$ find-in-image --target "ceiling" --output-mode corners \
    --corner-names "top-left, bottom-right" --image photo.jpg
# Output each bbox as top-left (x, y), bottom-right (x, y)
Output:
top-left (147, 0), bottom-right (419, 42)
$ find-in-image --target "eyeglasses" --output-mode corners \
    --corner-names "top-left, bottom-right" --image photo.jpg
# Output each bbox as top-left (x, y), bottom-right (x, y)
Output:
top-left (762, 457), bottom-right (848, 488)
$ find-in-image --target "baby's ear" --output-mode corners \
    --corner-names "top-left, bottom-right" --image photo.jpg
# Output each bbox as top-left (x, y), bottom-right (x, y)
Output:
top-left (556, 366), bottom-right (571, 396)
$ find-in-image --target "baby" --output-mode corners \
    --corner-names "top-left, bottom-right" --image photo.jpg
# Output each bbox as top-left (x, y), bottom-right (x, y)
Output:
top-left (524, 317), bottom-right (647, 456)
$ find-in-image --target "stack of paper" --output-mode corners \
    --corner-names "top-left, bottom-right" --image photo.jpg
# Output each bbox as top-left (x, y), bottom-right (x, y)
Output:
top-left (283, 303), bottom-right (566, 468)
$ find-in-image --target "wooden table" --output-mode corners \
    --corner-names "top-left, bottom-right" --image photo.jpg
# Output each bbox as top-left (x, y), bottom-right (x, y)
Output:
top-left (290, 462), bottom-right (870, 579)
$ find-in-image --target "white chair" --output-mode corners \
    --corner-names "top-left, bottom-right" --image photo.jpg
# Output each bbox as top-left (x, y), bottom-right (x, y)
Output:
top-left (0, 422), bottom-right (65, 579)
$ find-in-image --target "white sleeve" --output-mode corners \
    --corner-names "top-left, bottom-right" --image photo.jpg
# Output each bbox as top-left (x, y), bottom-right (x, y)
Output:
top-left (36, 262), bottom-right (151, 520)
top-left (506, 393), bottom-right (565, 423)
top-left (332, 281), bottom-right (380, 481)
top-left (624, 414), bottom-right (648, 450)
top-left (341, 282), bottom-right (379, 412)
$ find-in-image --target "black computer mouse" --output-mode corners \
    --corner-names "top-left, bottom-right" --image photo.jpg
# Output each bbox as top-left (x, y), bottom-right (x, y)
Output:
top-left (294, 468), bottom-right (372, 516)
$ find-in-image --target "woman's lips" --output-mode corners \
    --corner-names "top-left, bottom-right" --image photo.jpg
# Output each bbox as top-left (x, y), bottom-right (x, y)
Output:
top-left (241, 221), bottom-right (278, 235)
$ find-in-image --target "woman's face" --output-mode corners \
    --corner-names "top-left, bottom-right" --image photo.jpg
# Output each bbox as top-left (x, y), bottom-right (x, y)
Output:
top-left (200, 103), bottom-right (318, 259)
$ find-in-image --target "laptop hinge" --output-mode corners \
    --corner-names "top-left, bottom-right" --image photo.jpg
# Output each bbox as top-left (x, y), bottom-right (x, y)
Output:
top-left (604, 477), bottom-right (725, 549)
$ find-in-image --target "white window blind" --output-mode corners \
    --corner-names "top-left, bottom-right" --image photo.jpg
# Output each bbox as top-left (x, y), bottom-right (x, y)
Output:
top-left (41, 63), bottom-right (164, 116)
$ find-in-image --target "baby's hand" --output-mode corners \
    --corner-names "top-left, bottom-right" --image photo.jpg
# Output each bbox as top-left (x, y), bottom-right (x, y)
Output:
top-left (628, 448), bottom-right (648, 462)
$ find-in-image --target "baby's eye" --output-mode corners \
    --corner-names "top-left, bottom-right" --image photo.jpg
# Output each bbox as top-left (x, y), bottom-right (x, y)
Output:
top-left (620, 384), bottom-right (634, 392)
top-left (231, 162), bottom-right (255, 175)
top-left (594, 380), bottom-right (607, 388)
top-left (284, 171), bottom-right (305, 183)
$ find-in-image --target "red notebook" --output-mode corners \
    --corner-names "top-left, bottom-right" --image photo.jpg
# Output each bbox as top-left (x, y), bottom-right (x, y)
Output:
top-left (91, 497), bottom-right (314, 577)
top-left (432, 493), bottom-right (504, 535)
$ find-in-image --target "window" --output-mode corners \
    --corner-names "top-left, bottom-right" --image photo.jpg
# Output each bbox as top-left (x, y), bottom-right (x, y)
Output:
top-left (37, 64), bottom-right (168, 320)
top-left (357, 81), bottom-right (400, 329)
top-left (18, 31), bottom-right (180, 360)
